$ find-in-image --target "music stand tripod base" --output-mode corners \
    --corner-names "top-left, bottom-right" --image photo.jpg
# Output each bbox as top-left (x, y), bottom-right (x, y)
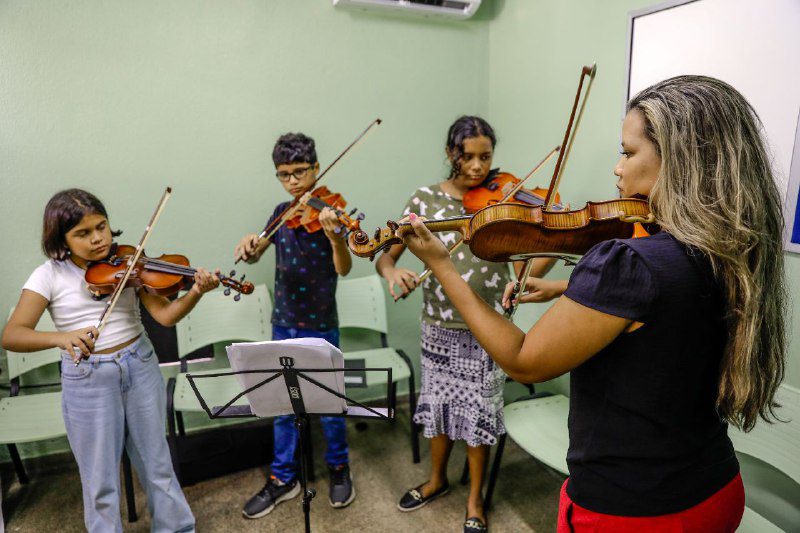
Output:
top-left (185, 356), bottom-right (393, 533)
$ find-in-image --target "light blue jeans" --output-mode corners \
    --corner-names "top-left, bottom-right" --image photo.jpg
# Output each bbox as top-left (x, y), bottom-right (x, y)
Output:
top-left (60, 334), bottom-right (194, 533)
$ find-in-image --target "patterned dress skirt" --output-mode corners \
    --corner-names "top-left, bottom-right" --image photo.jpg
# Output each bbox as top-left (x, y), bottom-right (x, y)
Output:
top-left (413, 322), bottom-right (506, 447)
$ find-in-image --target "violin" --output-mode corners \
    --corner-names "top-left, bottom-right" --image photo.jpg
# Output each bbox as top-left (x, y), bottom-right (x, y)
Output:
top-left (462, 171), bottom-right (561, 214)
top-left (348, 198), bottom-right (654, 263)
top-left (86, 244), bottom-right (254, 301)
top-left (286, 186), bottom-right (365, 235)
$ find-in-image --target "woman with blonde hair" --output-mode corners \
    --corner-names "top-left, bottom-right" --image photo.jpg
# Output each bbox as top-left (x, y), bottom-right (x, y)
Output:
top-left (397, 75), bottom-right (787, 531)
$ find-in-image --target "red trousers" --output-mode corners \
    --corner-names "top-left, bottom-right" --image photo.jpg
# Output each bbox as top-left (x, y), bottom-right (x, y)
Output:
top-left (557, 473), bottom-right (744, 532)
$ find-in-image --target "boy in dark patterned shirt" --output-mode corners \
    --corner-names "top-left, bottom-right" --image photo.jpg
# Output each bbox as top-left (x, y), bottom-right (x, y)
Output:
top-left (234, 133), bottom-right (354, 519)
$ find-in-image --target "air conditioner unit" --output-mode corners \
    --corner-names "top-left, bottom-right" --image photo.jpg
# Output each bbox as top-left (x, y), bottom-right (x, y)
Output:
top-left (332, 0), bottom-right (482, 21)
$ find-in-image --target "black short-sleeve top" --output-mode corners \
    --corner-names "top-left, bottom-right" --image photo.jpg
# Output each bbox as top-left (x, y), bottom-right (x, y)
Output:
top-left (562, 231), bottom-right (739, 516)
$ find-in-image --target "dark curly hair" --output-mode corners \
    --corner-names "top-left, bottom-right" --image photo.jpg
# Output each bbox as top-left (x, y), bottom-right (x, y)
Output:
top-left (272, 132), bottom-right (318, 167)
top-left (445, 116), bottom-right (497, 179)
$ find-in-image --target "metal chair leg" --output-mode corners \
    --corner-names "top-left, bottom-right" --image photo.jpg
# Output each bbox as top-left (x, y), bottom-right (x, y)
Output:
top-left (407, 374), bottom-right (420, 464)
top-left (122, 449), bottom-right (138, 523)
top-left (165, 377), bottom-right (182, 482)
top-left (484, 433), bottom-right (506, 513)
top-left (8, 444), bottom-right (29, 484)
top-left (176, 411), bottom-right (186, 437)
top-left (389, 382), bottom-right (398, 425)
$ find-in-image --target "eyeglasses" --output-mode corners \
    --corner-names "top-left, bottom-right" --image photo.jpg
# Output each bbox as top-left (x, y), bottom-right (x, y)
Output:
top-left (275, 166), bottom-right (313, 183)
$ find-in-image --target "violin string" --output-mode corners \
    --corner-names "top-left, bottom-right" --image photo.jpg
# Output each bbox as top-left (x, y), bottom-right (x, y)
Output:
top-left (138, 257), bottom-right (238, 285)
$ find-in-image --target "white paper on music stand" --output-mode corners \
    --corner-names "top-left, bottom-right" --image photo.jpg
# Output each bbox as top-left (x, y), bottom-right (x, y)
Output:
top-left (225, 338), bottom-right (347, 417)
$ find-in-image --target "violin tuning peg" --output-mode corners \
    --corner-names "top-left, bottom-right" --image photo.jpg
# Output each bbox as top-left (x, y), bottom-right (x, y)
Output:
top-left (234, 293), bottom-right (241, 302)
top-left (334, 226), bottom-right (342, 234)
top-left (229, 269), bottom-right (236, 277)
top-left (240, 274), bottom-right (246, 282)
top-left (348, 208), bottom-right (357, 216)
top-left (373, 228), bottom-right (382, 241)
top-left (224, 288), bottom-right (231, 297)
top-left (356, 212), bottom-right (365, 221)
top-left (387, 220), bottom-right (399, 231)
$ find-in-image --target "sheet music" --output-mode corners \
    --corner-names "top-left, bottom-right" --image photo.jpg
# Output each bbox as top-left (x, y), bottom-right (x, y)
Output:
top-left (226, 338), bottom-right (347, 417)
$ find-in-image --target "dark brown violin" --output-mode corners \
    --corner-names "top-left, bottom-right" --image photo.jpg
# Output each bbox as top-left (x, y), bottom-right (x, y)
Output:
top-left (86, 244), bottom-right (254, 301)
top-left (348, 199), bottom-right (653, 263)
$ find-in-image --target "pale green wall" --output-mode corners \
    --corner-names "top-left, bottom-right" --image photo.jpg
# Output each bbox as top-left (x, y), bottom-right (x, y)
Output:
top-left (487, 0), bottom-right (800, 393)
top-left (0, 0), bottom-right (490, 461)
top-left (2, 0), bottom-right (798, 469)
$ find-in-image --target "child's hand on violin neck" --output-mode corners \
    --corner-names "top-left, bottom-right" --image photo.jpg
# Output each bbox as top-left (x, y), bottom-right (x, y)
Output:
top-left (58, 326), bottom-right (100, 363)
top-left (319, 207), bottom-right (345, 241)
top-left (399, 213), bottom-right (450, 268)
top-left (234, 234), bottom-right (260, 262)
top-left (191, 268), bottom-right (221, 296)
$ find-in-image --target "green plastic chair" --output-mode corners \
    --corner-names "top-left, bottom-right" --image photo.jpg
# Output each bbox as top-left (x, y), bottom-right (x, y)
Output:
top-left (1, 308), bottom-right (139, 522)
top-left (483, 392), bottom-right (570, 511)
top-left (730, 384), bottom-right (800, 532)
top-left (0, 308), bottom-right (65, 485)
top-left (335, 274), bottom-right (420, 463)
top-left (167, 284), bottom-right (271, 478)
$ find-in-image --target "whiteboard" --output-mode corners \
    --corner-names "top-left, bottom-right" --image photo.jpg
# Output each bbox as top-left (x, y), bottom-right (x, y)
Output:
top-left (624, 0), bottom-right (800, 253)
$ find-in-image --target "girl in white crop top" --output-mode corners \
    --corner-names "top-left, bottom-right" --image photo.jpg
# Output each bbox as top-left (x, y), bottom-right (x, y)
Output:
top-left (1, 189), bottom-right (219, 532)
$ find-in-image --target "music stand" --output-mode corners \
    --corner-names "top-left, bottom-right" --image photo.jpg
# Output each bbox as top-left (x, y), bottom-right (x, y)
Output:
top-left (185, 340), bottom-right (393, 533)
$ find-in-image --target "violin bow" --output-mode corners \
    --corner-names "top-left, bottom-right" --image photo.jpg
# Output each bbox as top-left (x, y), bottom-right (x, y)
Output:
top-left (544, 63), bottom-right (597, 210)
top-left (503, 64), bottom-right (597, 314)
top-left (403, 145), bottom-right (561, 301)
top-left (76, 187), bottom-right (172, 365)
top-left (235, 118), bottom-right (382, 263)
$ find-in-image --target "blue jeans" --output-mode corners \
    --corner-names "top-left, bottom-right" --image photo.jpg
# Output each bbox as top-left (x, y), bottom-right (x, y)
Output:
top-left (60, 335), bottom-right (194, 533)
top-left (270, 325), bottom-right (349, 483)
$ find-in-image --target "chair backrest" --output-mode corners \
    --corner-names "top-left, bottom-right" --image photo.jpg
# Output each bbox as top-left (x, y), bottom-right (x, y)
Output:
top-left (729, 384), bottom-right (800, 486)
top-left (175, 284), bottom-right (272, 359)
top-left (6, 307), bottom-right (63, 381)
top-left (335, 274), bottom-right (388, 334)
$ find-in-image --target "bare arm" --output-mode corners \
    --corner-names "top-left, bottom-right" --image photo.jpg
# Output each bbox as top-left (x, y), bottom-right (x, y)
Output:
top-left (1, 289), bottom-right (98, 362)
top-left (140, 268), bottom-right (220, 327)
top-left (401, 214), bottom-right (630, 383)
top-left (319, 207), bottom-right (352, 276)
top-left (234, 234), bottom-right (271, 263)
top-left (375, 242), bottom-right (420, 300)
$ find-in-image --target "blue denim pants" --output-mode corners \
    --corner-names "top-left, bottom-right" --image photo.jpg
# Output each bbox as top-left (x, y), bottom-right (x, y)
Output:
top-left (60, 335), bottom-right (194, 533)
top-left (270, 325), bottom-right (349, 483)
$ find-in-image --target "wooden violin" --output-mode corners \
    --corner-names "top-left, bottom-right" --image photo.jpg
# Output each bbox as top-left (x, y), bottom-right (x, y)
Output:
top-left (286, 186), bottom-right (365, 235)
top-left (462, 171), bottom-right (561, 214)
top-left (348, 198), bottom-right (654, 263)
top-left (86, 244), bottom-right (254, 301)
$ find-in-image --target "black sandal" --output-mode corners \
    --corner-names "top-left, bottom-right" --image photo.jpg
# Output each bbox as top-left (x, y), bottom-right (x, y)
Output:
top-left (396, 481), bottom-right (450, 512)
top-left (464, 516), bottom-right (488, 532)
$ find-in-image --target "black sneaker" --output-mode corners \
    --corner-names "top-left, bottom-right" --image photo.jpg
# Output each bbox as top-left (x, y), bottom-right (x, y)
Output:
top-left (328, 464), bottom-right (355, 508)
top-left (242, 475), bottom-right (301, 519)
top-left (397, 481), bottom-right (450, 512)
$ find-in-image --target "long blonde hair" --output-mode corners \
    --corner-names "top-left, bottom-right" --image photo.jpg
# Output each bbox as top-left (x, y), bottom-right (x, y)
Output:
top-left (628, 75), bottom-right (787, 431)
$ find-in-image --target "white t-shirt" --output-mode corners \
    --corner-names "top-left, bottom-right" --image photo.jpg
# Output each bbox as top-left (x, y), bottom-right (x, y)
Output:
top-left (23, 259), bottom-right (144, 351)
